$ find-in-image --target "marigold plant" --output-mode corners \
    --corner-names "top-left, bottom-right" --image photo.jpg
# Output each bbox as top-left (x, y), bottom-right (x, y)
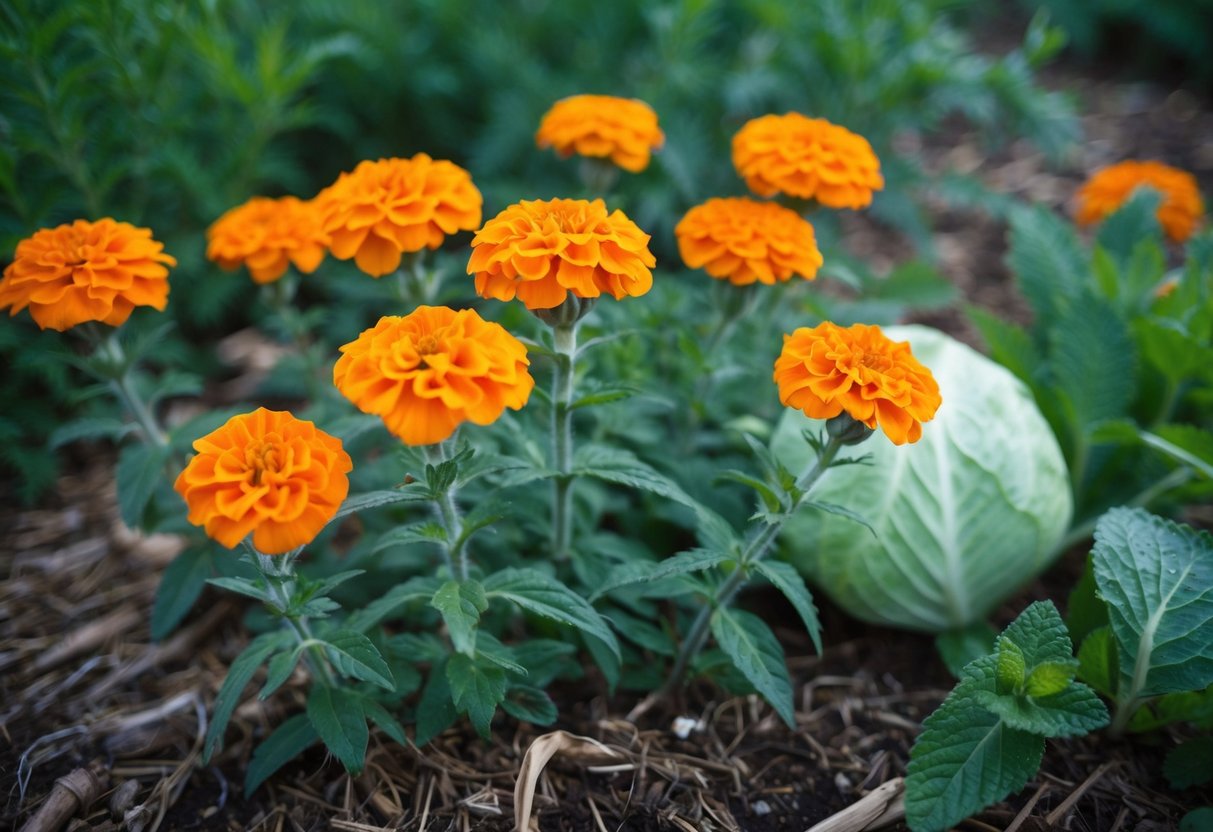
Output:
top-left (675, 197), bottom-right (823, 286)
top-left (0, 218), bottom-right (175, 331)
top-left (206, 196), bottom-right (329, 283)
top-left (774, 322), bottom-right (941, 445)
top-left (467, 198), bottom-right (655, 310)
top-left (333, 305), bottom-right (534, 446)
top-left (1074, 160), bottom-right (1205, 242)
top-left (536, 95), bottom-right (664, 173)
top-left (732, 113), bottom-right (884, 209)
top-left (174, 408), bottom-right (352, 554)
top-left (317, 154), bottom-right (483, 277)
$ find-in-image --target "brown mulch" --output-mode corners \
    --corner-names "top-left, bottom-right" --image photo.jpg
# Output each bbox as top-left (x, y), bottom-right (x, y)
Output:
top-left (6, 44), bottom-right (1213, 832)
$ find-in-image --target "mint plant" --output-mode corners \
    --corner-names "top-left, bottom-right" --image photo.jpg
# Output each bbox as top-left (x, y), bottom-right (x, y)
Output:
top-left (905, 601), bottom-right (1108, 832)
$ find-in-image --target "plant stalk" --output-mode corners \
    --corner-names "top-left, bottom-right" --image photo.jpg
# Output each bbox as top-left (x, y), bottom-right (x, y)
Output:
top-left (256, 550), bottom-right (337, 688)
top-left (658, 434), bottom-right (843, 696)
top-left (550, 321), bottom-right (579, 560)
top-left (424, 443), bottom-right (469, 580)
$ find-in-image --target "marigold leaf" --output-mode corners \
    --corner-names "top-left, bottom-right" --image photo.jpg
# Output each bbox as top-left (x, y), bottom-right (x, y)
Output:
top-left (116, 441), bottom-right (170, 528)
top-left (203, 631), bottom-right (291, 762)
top-left (330, 488), bottom-right (430, 525)
top-left (710, 607), bottom-right (795, 728)
top-left (750, 560), bottom-right (822, 653)
top-left (591, 549), bottom-right (731, 601)
top-left (346, 575), bottom-right (444, 633)
top-left (307, 684), bottom-right (367, 774)
top-left (49, 416), bottom-right (135, 449)
top-left (323, 630), bottom-right (395, 690)
top-left (501, 685), bottom-right (558, 726)
top-left (447, 653), bottom-right (507, 739)
top-left (431, 580), bottom-right (487, 657)
top-left (484, 567), bottom-right (620, 660)
top-left (244, 714), bottom-right (318, 795)
top-left (415, 659), bottom-right (458, 747)
top-left (151, 544), bottom-right (215, 641)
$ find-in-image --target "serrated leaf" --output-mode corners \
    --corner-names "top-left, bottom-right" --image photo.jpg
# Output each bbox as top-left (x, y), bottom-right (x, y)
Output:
top-left (996, 638), bottom-right (1026, 695)
top-left (1097, 189), bottom-right (1162, 262)
top-left (474, 631), bottom-right (527, 676)
top-left (1092, 508), bottom-right (1213, 699)
top-left (116, 441), bottom-right (170, 528)
top-left (936, 623), bottom-right (997, 679)
top-left (371, 522), bottom-right (448, 554)
top-left (968, 306), bottom-right (1040, 384)
top-left (801, 501), bottom-right (878, 537)
top-left (717, 470), bottom-right (783, 513)
top-left (346, 575), bottom-right (444, 633)
top-left (710, 607), bottom-right (794, 728)
top-left (1025, 662), bottom-right (1076, 697)
top-left (1000, 600), bottom-right (1077, 670)
top-left (447, 653), bottom-right (506, 738)
top-left (1049, 294), bottom-right (1136, 429)
top-left (1165, 737), bottom-right (1213, 789)
top-left (977, 679), bottom-right (1109, 738)
top-left (571, 386), bottom-right (638, 409)
top-left (751, 560), bottom-right (822, 652)
top-left (360, 697), bottom-right (408, 746)
top-left (1076, 626), bottom-right (1118, 699)
top-left (591, 549), bottom-right (730, 600)
top-left (329, 488), bottom-right (430, 525)
top-left (483, 567), bottom-right (620, 660)
top-left (260, 647), bottom-right (302, 699)
top-left (1136, 319), bottom-right (1213, 386)
top-left (905, 685), bottom-right (1044, 832)
top-left (323, 630), bottom-right (394, 690)
top-left (49, 416), bottom-right (135, 448)
top-left (203, 631), bottom-right (290, 762)
top-left (431, 580), bottom-right (487, 657)
top-left (1007, 204), bottom-right (1087, 329)
top-left (244, 714), bottom-right (318, 795)
top-left (307, 685), bottom-right (367, 774)
top-left (207, 576), bottom-right (270, 603)
top-left (1127, 687), bottom-right (1213, 733)
top-left (306, 570), bottom-right (365, 600)
top-left (415, 659), bottom-right (458, 746)
top-left (606, 607), bottom-right (675, 656)
top-left (151, 545), bottom-right (215, 641)
top-left (501, 685), bottom-right (558, 725)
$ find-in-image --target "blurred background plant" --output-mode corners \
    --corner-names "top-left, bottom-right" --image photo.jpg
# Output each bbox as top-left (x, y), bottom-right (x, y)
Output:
top-left (0, 0), bottom-right (1081, 504)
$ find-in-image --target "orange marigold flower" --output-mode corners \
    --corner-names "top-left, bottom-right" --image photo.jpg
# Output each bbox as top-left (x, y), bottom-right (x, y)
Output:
top-left (774, 322), bottom-right (940, 445)
top-left (732, 113), bottom-right (883, 209)
top-left (0, 219), bottom-right (175, 331)
top-left (1074, 160), bottom-right (1205, 243)
top-left (536, 95), bottom-right (664, 173)
top-left (173, 408), bottom-right (352, 555)
top-left (675, 197), bottom-right (823, 286)
top-left (468, 198), bottom-right (655, 310)
top-left (333, 306), bottom-right (534, 446)
top-left (316, 154), bottom-right (482, 278)
top-left (206, 196), bottom-right (328, 284)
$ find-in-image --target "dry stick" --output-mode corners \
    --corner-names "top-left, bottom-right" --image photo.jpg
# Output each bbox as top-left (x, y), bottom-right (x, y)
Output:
top-left (19, 766), bottom-right (107, 832)
top-left (34, 607), bottom-right (141, 672)
top-left (1044, 761), bottom-right (1117, 827)
top-left (1003, 782), bottom-right (1050, 832)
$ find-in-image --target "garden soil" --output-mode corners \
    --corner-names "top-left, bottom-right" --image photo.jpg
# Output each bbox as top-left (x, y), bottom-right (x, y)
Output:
top-left (5, 57), bottom-right (1213, 832)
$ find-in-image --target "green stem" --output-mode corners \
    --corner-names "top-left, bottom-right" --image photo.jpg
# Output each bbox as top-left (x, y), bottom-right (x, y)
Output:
top-left (108, 370), bottom-right (169, 449)
top-left (1052, 467), bottom-right (1193, 556)
top-left (256, 551), bottom-right (337, 688)
top-left (550, 321), bottom-right (579, 560)
top-left (424, 443), bottom-right (468, 580)
top-left (658, 435), bottom-right (843, 696)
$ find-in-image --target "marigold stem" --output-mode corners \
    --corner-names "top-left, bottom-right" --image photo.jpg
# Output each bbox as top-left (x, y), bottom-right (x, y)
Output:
top-left (550, 321), bottom-right (579, 561)
top-left (255, 549), bottom-right (338, 688)
top-left (424, 443), bottom-right (469, 580)
top-left (658, 433), bottom-right (843, 698)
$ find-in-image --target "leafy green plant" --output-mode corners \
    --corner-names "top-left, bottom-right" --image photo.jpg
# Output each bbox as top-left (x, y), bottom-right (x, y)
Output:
top-left (774, 326), bottom-right (1071, 634)
top-left (904, 600), bottom-right (1108, 832)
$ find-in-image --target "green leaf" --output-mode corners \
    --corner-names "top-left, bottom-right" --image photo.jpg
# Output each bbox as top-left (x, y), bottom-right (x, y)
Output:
top-left (1092, 508), bottom-right (1213, 699)
top-left (501, 685), bottom-right (558, 725)
top-left (370, 522), bottom-right (448, 554)
top-left (207, 576), bottom-right (270, 603)
top-left (1136, 319), bottom-right (1213, 386)
top-left (456, 501), bottom-right (510, 547)
top-left (306, 570), bottom-right (365, 600)
top-left (483, 567), bottom-right (620, 660)
top-left (710, 607), bottom-right (794, 728)
top-left (1065, 554), bottom-right (1109, 647)
top-left (968, 307), bottom-right (1039, 384)
top-left (473, 631), bottom-right (527, 676)
top-left (415, 659), bottom-right (458, 746)
top-left (1127, 687), bottom-right (1213, 733)
top-left (1165, 737), bottom-right (1213, 789)
top-left (431, 580), bottom-right (487, 657)
top-left (1076, 626), bottom-right (1118, 699)
top-left (360, 697), bottom-right (407, 746)
top-left (936, 623), bottom-right (997, 679)
top-left (323, 630), bottom-right (395, 690)
top-left (591, 549), bottom-right (731, 600)
top-left (996, 638), bottom-right (1026, 695)
top-left (330, 488), bottom-right (430, 524)
top-left (582, 631), bottom-right (621, 693)
top-left (1182, 808), bottom-right (1213, 832)
top-left (1000, 600), bottom-right (1078, 670)
top-left (1097, 189), bottom-right (1162, 262)
top-left (977, 677), bottom-right (1108, 738)
top-left (49, 416), bottom-right (135, 448)
top-left (260, 647), bottom-right (302, 699)
top-left (244, 714), bottom-right (318, 795)
top-left (1007, 204), bottom-right (1087, 329)
top-left (151, 545), bottom-right (215, 641)
top-left (1049, 294), bottom-right (1136, 429)
top-left (203, 631), bottom-right (290, 762)
top-left (606, 607), bottom-right (674, 656)
top-left (307, 685), bottom-right (368, 775)
top-left (801, 501), bottom-right (878, 538)
top-left (1138, 428), bottom-right (1213, 482)
top-left (717, 469), bottom-right (783, 513)
top-left (446, 653), bottom-right (507, 739)
top-left (751, 560), bottom-right (822, 652)
top-left (116, 442), bottom-right (170, 528)
top-left (905, 684), bottom-right (1044, 832)
top-left (871, 260), bottom-right (957, 309)
top-left (1025, 662), bottom-right (1076, 697)
top-left (346, 576), bottom-right (444, 633)
top-left (571, 386), bottom-right (639, 409)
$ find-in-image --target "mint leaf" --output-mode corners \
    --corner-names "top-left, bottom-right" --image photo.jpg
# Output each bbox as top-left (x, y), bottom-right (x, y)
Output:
top-left (996, 638), bottom-right (1027, 695)
top-left (710, 607), bottom-right (794, 728)
top-left (431, 580), bottom-right (487, 657)
top-left (1025, 662), bottom-right (1077, 697)
top-left (1001, 600), bottom-right (1080, 670)
top-left (1093, 508), bottom-right (1213, 700)
top-left (978, 680), bottom-right (1109, 738)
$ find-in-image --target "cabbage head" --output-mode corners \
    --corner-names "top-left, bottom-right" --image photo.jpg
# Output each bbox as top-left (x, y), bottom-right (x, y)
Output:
top-left (771, 325), bottom-right (1071, 632)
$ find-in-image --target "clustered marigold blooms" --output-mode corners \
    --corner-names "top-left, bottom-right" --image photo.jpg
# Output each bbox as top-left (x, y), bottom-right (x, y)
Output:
top-left (675, 197), bottom-right (823, 286)
top-left (1074, 160), bottom-right (1205, 243)
top-left (206, 196), bottom-right (328, 284)
top-left (0, 218), bottom-right (175, 331)
top-left (174, 408), bottom-right (352, 555)
top-left (732, 113), bottom-right (883, 209)
top-left (316, 154), bottom-right (482, 278)
top-left (774, 322), bottom-right (941, 445)
top-left (467, 198), bottom-right (655, 310)
top-left (333, 306), bottom-right (534, 446)
top-left (536, 95), bottom-right (664, 173)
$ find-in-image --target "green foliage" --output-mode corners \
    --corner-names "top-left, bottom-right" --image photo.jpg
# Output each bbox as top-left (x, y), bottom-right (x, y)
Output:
top-left (905, 602), bottom-right (1107, 832)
